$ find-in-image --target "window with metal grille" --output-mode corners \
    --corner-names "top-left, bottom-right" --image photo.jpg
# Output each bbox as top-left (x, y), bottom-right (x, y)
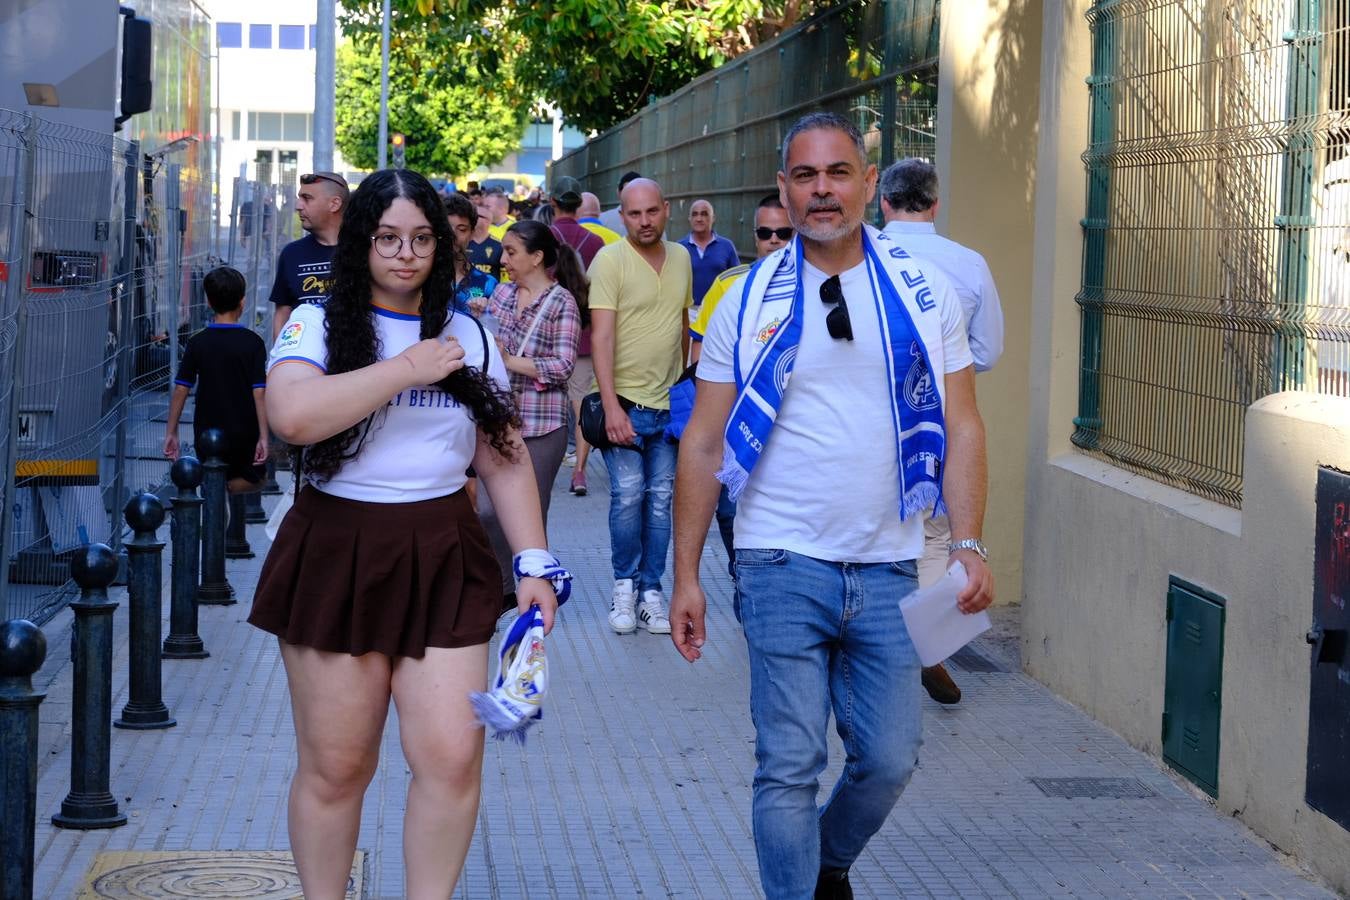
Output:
top-left (1075, 1), bottom-right (1350, 507)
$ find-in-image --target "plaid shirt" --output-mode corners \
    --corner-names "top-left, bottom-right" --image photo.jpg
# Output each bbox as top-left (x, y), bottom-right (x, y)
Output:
top-left (488, 281), bottom-right (580, 438)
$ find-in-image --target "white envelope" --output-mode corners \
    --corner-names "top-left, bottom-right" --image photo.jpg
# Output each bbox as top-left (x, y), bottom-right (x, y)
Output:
top-left (898, 560), bottom-right (991, 667)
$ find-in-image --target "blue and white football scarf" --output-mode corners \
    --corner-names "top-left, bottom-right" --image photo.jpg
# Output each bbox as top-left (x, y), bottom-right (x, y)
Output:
top-left (717, 225), bottom-right (949, 520)
top-left (469, 550), bottom-right (572, 744)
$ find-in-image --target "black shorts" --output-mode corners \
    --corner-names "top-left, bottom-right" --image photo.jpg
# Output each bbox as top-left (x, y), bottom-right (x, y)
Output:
top-left (195, 428), bottom-right (262, 483)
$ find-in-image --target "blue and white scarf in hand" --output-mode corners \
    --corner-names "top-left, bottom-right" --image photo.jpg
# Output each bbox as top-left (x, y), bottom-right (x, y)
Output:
top-left (469, 550), bottom-right (572, 744)
top-left (717, 225), bottom-right (949, 520)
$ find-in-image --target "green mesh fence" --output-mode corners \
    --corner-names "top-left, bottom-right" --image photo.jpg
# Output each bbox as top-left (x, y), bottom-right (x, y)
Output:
top-left (1074, 0), bottom-right (1350, 508)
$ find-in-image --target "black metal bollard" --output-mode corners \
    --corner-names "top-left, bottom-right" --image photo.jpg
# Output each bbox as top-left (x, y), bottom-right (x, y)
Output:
top-left (114, 494), bottom-right (175, 731)
top-left (225, 494), bottom-right (254, 559)
top-left (52, 544), bottom-right (127, 830)
top-left (163, 458), bottom-right (208, 659)
top-left (196, 428), bottom-right (235, 605)
top-left (243, 490), bottom-right (267, 524)
top-left (0, 619), bottom-right (47, 900)
top-left (260, 455), bottom-right (281, 496)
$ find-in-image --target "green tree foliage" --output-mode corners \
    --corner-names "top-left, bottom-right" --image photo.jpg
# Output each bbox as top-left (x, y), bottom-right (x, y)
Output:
top-left (340, 1), bottom-right (826, 134)
top-left (334, 35), bottom-right (529, 175)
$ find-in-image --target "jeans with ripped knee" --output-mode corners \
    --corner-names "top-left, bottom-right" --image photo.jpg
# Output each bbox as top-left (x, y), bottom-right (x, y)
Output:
top-left (600, 406), bottom-right (676, 593)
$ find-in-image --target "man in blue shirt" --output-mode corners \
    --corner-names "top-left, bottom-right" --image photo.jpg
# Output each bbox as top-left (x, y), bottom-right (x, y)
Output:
top-left (880, 157), bottom-right (1005, 707)
top-left (678, 199), bottom-right (740, 305)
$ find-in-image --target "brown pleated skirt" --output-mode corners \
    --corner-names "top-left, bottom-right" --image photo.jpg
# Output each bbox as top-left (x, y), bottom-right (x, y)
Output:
top-left (248, 487), bottom-right (501, 657)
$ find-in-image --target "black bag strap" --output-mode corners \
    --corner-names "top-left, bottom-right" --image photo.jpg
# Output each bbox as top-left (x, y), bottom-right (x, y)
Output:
top-left (467, 311), bottom-right (490, 368)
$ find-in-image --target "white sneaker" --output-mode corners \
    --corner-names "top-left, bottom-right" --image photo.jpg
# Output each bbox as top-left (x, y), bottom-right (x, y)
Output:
top-left (564, 450), bottom-right (578, 467)
top-left (638, 589), bottom-right (671, 634)
top-left (608, 578), bottom-right (637, 634)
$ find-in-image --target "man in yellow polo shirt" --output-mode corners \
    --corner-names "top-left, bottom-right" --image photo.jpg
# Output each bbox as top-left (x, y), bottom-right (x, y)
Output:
top-left (589, 177), bottom-right (693, 637)
top-left (484, 188), bottom-right (515, 241)
top-left (682, 193), bottom-right (794, 571)
top-left (578, 192), bottom-right (622, 245)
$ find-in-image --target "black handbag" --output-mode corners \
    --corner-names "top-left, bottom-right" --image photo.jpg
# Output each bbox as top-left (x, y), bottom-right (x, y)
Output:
top-left (580, 392), bottom-right (634, 450)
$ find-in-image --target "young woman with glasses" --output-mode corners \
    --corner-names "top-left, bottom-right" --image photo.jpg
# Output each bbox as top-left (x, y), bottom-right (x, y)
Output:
top-left (251, 168), bottom-right (560, 899)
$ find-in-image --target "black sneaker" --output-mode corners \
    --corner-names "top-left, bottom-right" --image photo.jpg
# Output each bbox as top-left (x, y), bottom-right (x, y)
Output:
top-left (815, 868), bottom-right (853, 900)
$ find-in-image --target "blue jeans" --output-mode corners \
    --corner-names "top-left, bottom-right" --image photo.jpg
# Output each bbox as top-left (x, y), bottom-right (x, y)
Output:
top-left (600, 406), bottom-right (677, 593)
top-left (734, 548), bottom-right (923, 900)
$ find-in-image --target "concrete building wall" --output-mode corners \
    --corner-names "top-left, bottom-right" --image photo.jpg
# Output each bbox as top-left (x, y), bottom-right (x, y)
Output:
top-left (935, 0), bottom-right (1041, 605)
top-left (204, 0), bottom-right (345, 225)
top-left (1020, 0), bottom-right (1350, 891)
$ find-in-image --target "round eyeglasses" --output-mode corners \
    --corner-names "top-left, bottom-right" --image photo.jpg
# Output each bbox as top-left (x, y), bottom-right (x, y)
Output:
top-left (370, 232), bottom-right (437, 258)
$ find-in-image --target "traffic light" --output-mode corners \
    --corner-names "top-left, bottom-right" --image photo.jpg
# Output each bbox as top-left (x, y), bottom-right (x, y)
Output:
top-left (391, 132), bottom-right (405, 170)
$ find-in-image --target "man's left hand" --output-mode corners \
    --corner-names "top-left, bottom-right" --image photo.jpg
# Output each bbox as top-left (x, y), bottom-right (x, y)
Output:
top-left (951, 549), bottom-right (994, 614)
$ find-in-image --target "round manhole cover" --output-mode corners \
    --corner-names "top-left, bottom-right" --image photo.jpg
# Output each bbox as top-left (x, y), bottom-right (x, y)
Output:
top-left (80, 851), bottom-right (362, 899)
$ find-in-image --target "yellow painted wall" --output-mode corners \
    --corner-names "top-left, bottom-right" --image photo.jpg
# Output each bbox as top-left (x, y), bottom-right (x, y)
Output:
top-left (1022, 0), bottom-right (1350, 890)
top-left (936, 0), bottom-right (1042, 604)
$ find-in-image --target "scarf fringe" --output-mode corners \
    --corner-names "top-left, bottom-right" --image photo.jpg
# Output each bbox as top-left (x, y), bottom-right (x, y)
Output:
top-left (469, 691), bottom-right (539, 744)
top-left (715, 445), bottom-right (750, 502)
top-left (902, 482), bottom-right (942, 521)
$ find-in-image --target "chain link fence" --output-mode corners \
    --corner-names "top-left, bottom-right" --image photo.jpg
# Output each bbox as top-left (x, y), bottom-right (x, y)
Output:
top-left (549, 0), bottom-right (939, 257)
top-left (0, 111), bottom-right (214, 625)
top-left (1074, 0), bottom-right (1350, 507)
top-left (223, 162), bottom-right (300, 343)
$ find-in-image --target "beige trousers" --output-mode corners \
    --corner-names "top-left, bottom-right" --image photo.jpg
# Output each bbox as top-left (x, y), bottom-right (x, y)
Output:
top-left (917, 515), bottom-right (951, 590)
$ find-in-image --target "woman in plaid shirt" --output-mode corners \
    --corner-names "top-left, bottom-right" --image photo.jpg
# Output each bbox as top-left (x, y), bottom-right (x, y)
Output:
top-left (478, 219), bottom-right (585, 603)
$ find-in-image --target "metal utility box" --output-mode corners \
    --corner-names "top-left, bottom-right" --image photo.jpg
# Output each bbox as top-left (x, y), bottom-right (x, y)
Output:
top-left (1163, 578), bottom-right (1225, 797)
top-left (1307, 467), bottom-right (1350, 832)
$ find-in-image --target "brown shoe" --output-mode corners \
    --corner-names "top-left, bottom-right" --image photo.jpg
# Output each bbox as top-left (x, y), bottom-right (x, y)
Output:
top-left (921, 663), bottom-right (962, 704)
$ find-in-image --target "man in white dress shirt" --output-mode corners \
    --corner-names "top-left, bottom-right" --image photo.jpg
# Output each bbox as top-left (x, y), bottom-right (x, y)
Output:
top-left (880, 157), bottom-right (1004, 706)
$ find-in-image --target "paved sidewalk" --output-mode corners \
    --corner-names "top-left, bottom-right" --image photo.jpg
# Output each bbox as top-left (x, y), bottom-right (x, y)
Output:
top-left (27, 458), bottom-right (1336, 898)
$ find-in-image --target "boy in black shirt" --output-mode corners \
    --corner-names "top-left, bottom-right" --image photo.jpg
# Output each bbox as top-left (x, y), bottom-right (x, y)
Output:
top-left (164, 266), bottom-right (269, 493)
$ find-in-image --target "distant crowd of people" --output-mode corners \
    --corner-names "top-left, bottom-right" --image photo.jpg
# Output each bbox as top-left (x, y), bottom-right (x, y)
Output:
top-left (163, 110), bottom-right (1004, 900)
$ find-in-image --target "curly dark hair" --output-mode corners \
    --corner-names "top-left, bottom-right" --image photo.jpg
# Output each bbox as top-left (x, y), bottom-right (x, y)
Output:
top-left (302, 169), bottom-right (520, 483)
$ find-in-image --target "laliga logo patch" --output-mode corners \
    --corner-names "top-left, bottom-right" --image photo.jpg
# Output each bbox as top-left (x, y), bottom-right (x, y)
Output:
top-left (277, 321), bottom-right (304, 347)
top-left (903, 342), bottom-right (940, 411)
top-left (756, 318), bottom-right (782, 345)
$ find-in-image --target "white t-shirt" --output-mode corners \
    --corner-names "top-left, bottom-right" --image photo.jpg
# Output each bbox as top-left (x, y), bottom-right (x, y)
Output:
top-left (269, 302), bottom-right (510, 503)
top-left (697, 258), bottom-right (973, 563)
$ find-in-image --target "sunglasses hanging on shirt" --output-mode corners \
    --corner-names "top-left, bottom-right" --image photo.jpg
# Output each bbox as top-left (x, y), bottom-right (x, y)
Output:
top-left (820, 274), bottom-right (853, 341)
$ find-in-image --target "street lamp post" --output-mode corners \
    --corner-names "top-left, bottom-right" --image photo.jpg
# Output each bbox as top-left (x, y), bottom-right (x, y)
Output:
top-left (378, 0), bottom-right (390, 169)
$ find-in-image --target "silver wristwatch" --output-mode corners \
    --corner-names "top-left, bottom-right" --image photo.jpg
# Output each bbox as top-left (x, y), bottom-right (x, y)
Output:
top-left (948, 538), bottom-right (988, 561)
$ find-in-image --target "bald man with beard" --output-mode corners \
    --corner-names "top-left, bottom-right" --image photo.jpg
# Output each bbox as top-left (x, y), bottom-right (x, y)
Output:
top-left (588, 177), bottom-right (694, 636)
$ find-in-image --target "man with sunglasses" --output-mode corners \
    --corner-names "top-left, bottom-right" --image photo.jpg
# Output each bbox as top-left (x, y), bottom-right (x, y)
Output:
top-left (269, 171), bottom-right (348, 340)
top-left (684, 194), bottom-right (794, 570)
top-left (880, 157), bottom-right (1005, 707)
top-left (672, 112), bottom-right (993, 900)
top-left (688, 195), bottom-right (793, 363)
